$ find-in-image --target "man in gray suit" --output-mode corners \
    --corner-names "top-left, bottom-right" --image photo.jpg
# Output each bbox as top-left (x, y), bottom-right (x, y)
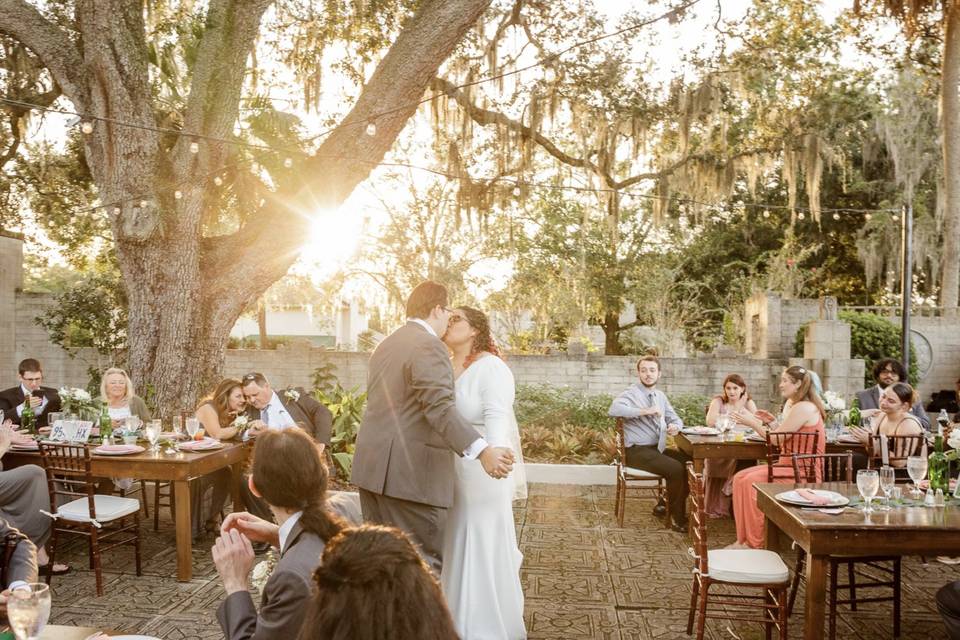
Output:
top-left (351, 281), bottom-right (515, 573)
top-left (0, 519), bottom-right (37, 593)
top-left (855, 358), bottom-right (930, 430)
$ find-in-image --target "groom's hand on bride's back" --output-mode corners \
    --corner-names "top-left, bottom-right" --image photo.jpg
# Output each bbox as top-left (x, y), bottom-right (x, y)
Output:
top-left (479, 446), bottom-right (515, 479)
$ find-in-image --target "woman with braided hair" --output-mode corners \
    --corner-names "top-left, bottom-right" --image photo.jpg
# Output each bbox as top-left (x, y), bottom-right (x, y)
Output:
top-left (212, 427), bottom-right (343, 640)
top-left (298, 524), bottom-right (459, 640)
top-left (439, 305), bottom-right (527, 639)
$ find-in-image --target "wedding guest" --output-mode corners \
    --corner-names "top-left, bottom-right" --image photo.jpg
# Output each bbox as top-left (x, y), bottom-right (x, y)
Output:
top-left (99, 367), bottom-right (151, 426)
top-left (0, 359), bottom-right (61, 428)
top-left (703, 374), bottom-right (757, 517)
top-left (241, 373), bottom-right (333, 445)
top-left (297, 524), bottom-right (459, 640)
top-left (214, 427), bottom-right (342, 640)
top-left (0, 518), bottom-right (38, 593)
top-left (849, 382), bottom-right (924, 468)
top-left (937, 580), bottom-right (960, 638)
top-left (608, 355), bottom-right (690, 531)
top-left (727, 366), bottom-right (825, 549)
top-left (855, 358), bottom-right (929, 430)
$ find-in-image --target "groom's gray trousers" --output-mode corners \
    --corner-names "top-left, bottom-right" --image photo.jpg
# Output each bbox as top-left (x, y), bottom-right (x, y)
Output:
top-left (359, 489), bottom-right (447, 574)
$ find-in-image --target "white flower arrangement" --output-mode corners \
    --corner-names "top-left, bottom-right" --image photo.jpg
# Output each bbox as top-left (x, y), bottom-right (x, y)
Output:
top-left (284, 389), bottom-right (300, 402)
top-left (250, 548), bottom-right (278, 592)
top-left (59, 386), bottom-right (98, 415)
top-left (822, 390), bottom-right (846, 413)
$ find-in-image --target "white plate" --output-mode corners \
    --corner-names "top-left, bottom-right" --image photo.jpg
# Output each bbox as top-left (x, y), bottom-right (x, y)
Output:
top-left (775, 489), bottom-right (849, 507)
top-left (682, 427), bottom-right (720, 436)
top-left (93, 445), bottom-right (145, 456)
top-left (178, 442), bottom-right (224, 452)
top-left (745, 434), bottom-right (766, 442)
top-left (836, 436), bottom-right (861, 444)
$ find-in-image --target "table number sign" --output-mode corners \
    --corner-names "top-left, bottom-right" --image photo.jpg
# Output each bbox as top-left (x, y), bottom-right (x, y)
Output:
top-left (49, 420), bottom-right (93, 443)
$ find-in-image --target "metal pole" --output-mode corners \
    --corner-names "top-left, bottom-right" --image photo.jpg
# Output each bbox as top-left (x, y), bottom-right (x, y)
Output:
top-left (900, 202), bottom-right (913, 367)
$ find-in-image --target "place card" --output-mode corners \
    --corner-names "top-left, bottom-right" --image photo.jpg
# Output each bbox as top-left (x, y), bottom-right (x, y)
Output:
top-left (49, 420), bottom-right (93, 443)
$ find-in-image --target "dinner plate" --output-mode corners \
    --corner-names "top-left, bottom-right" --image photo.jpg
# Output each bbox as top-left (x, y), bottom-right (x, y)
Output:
top-left (178, 440), bottom-right (223, 452)
top-left (836, 436), bottom-right (861, 444)
top-left (9, 443), bottom-right (38, 450)
top-left (93, 444), bottom-right (145, 456)
top-left (745, 433), bottom-right (766, 442)
top-left (682, 427), bottom-right (720, 436)
top-left (775, 489), bottom-right (849, 507)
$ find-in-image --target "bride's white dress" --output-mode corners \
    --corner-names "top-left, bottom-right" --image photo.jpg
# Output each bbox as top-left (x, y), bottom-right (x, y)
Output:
top-left (441, 355), bottom-right (526, 640)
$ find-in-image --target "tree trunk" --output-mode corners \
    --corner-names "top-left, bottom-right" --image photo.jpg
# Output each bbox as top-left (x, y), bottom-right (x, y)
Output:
top-left (602, 311), bottom-right (624, 355)
top-left (941, 2), bottom-right (960, 309)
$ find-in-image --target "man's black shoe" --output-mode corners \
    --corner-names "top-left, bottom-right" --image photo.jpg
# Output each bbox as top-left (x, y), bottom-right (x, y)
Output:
top-left (651, 499), bottom-right (667, 517)
top-left (670, 519), bottom-right (688, 533)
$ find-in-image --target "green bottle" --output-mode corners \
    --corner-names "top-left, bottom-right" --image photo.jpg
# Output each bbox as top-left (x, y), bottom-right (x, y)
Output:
top-left (99, 405), bottom-right (113, 444)
top-left (847, 397), bottom-right (861, 428)
top-left (929, 428), bottom-right (949, 493)
top-left (20, 397), bottom-right (35, 435)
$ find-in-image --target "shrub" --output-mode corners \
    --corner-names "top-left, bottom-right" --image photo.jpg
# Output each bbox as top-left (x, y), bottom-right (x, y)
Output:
top-left (515, 384), bottom-right (613, 433)
top-left (670, 393), bottom-right (711, 426)
top-left (794, 311), bottom-right (917, 387)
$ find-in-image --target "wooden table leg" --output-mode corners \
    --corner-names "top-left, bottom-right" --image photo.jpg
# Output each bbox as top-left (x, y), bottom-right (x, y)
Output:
top-left (803, 554), bottom-right (828, 640)
top-left (173, 480), bottom-right (192, 582)
top-left (693, 456), bottom-right (704, 473)
top-left (764, 516), bottom-right (781, 551)
top-left (230, 461), bottom-right (243, 512)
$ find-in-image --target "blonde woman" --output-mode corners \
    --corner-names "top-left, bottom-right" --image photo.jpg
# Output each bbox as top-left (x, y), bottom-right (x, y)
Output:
top-left (100, 367), bottom-right (151, 425)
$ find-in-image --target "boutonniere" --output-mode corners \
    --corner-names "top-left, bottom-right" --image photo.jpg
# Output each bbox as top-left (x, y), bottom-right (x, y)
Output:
top-left (284, 389), bottom-right (300, 402)
top-left (251, 548), bottom-right (278, 592)
top-left (230, 414), bottom-right (250, 432)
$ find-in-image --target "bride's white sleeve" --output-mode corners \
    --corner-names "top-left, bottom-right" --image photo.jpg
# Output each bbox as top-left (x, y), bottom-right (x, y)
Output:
top-left (479, 358), bottom-right (527, 500)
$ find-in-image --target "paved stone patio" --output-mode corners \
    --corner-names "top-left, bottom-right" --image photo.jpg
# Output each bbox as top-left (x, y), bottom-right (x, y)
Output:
top-left (45, 483), bottom-right (951, 639)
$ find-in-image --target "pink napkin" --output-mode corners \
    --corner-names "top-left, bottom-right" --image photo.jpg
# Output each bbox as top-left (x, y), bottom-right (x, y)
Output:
top-left (796, 488), bottom-right (831, 505)
top-left (96, 444), bottom-right (139, 453)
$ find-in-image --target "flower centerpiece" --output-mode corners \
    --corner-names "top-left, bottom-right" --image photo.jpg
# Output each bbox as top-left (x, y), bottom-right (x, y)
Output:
top-left (822, 390), bottom-right (846, 429)
top-left (59, 387), bottom-right (99, 421)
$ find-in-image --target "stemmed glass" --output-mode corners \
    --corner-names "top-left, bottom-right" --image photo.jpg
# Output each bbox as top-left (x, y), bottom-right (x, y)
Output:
top-left (877, 466), bottom-right (896, 510)
top-left (857, 469), bottom-right (880, 514)
top-left (171, 415), bottom-right (184, 438)
top-left (907, 456), bottom-right (928, 499)
top-left (186, 417), bottom-right (200, 440)
top-left (144, 418), bottom-right (161, 453)
top-left (716, 415), bottom-right (731, 440)
top-left (7, 583), bottom-right (51, 640)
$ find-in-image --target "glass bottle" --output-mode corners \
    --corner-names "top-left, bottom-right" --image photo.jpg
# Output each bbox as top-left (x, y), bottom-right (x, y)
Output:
top-left (99, 405), bottom-right (113, 445)
top-left (929, 429), bottom-right (950, 493)
top-left (938, 409), bottom-right (951, 433)
top-left (20, 397), bottom-right (35, 435)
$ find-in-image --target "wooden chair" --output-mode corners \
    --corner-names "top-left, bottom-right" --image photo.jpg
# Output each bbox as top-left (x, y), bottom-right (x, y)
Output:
top-left (786, 451), bottom-right (900, 639)
top-left (765, 430), bottom-right (821, 482)
top-left (866, 433), bottom-right (926, 471)
top-left (613, 418), bottom-right (669, 528)
top-left (685, 463), bottom-right (790, 640)
top-left (38, 442), bottom-right (142, 596)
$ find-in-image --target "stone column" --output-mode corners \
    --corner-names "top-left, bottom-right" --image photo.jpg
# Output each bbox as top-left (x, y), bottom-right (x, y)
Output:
top-left (791, 297), bottom-right (864, 398)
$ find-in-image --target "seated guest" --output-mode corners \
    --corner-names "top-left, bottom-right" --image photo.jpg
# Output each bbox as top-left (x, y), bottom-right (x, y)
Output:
top-left (856, 358), bottom-right (929, 430)
top-left (0, 518), bottom-right (38, 598)
top-left (703, 374), bottom-right (757, 517)
top-left (727, 366), bottom-right (825, 549)
top-left (297, 524), bottom-right (459, 640)
top-left (214, 427), bottom-right (342, 640)
top-left (849, 382), bottom-right (924, 467)
top-left (241, 373), bottom-right (333, 445)
top-left (938, 581), bottom-right (960, 639)
top-left (0, 423), bottom-right (68, 574)
top-left (0, 359), bottom-right (61, 428)
top-left (608, 355), bottom-right (690, 531)
top-left (100, 367), bottom-right (151, 426)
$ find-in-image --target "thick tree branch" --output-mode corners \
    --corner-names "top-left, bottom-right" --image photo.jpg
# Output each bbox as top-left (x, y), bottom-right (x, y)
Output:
top-left (0, 1), bottom-right (87, 108)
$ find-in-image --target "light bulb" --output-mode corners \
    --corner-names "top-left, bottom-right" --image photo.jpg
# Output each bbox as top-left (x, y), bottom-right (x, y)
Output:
top-left (365, 121), bottom-right (377, 136)
top-left (284, 157), bottom-right (293, 168)
top-left (213, 176), bottom-right (223, 186)
top-left (80, 121), bottom-right (94, 135)
top-left (189, 141), bottom-right (200, 154)
top-left (762, 210), bottom-right (770, 219)
top-left (798, 212), bottom-right (806, 220)
top-left (512, 186), bottom-right (521, 196)
top-left (139, 200), bottom-right (148, 209)
top-left (833, 213), bottom-right (840, 220)
top-left (174, 190), bottom-right (183, 200)
top-left (112, 207), bottom-right (121, 215)
top-left (865, 213), bottom-right (872, 221)
top-left (892, 215), bottom-right (899, 222)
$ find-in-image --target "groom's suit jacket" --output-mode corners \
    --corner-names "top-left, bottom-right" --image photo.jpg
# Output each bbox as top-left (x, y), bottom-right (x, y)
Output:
top-left (351, 321), bottom-right (481, 508)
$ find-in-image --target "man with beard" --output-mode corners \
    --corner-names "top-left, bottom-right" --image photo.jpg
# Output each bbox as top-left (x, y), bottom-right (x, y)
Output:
top-left (855, 358), bottom-right (930, 430)
top-left (608, 354), bottom-right (689, 531)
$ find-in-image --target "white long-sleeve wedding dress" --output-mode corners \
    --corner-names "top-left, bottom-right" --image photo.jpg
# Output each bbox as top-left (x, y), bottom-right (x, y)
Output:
top-left (440, 354), bottom-right (527, 640)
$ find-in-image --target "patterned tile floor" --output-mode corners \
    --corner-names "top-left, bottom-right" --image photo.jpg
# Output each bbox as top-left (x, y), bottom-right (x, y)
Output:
top-left (46, 483), bottom-right (951, 639)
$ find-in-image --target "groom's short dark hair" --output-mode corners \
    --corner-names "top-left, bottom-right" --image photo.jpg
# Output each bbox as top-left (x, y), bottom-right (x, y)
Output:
top-left (406, 281), bottom-right (448, 320)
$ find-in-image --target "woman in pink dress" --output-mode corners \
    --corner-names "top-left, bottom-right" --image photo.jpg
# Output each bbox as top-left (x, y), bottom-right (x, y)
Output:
top-left (727, 366), bottom-right (826, 549)
top-left (703, 374), bottom-right (757, 517)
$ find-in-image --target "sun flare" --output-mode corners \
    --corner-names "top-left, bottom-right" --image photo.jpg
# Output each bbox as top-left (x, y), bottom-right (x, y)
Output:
top-left (299, 208), bottom-right (366, 275)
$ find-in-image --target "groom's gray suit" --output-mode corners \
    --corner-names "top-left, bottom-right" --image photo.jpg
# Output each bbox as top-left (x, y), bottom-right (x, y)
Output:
top-left (351, 320), bottom-right (481, 572)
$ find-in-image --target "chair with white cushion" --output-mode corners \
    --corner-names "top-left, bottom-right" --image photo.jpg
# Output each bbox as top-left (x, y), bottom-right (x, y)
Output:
top-left (613, 418), bottom-right (669, 528)
top-left (38, 442), bottom-right (141, 596)
top-left (686, 463), bottom-right (789, 640)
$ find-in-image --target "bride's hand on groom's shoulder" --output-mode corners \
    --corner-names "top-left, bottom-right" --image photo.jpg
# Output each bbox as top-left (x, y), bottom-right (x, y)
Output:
top-left (479, 446), bottom-right (515, 479)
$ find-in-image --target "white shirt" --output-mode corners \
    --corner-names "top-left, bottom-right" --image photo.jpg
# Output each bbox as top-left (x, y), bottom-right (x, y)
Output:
top-left (260, 391), bottom-right (295, 430)
top-left (16, 384), bottom-right (48, 417)
top-left (278, 511), bottom-right (303, 555)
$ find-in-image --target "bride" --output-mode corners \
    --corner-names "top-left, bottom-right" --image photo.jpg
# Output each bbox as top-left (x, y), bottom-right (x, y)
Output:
top-left (440, 305), bottom-right (527, 640)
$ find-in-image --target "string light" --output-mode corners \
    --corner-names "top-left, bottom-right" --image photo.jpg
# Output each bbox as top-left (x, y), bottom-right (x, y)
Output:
top-left (865, 213), bottom-right (872, 221)
top-left (80, 121), bottom-right (93, 135)
top-left (189, 141), bottom-right (200, 154)
top-left (892, 214), bottom-right (899, 222)
top-left (139, 200), bottom-right (148, 208)
top-left (213, 176), bottom-right (223, 186)
top-left (283, 157), bottom-right (293, 168)
top-left (174, 190), bottom-right (183, 200)
top-left (512, 186), bottom-right (521, 196)
top-left (112, 207), bottom-right (121, 215)
top-left (798, 212), bottom-right (806, 220)
top-left (365, 122), bottom-right (377, 137)
top-left (763, 210), bottom-right (770, 219)
top-left (832, 213), bottom-right (840, 221)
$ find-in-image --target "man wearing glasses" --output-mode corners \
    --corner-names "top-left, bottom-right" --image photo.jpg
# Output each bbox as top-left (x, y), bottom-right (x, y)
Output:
top-left (240, 373), bottom-right (332, 445)
top-left (855, 358), bottom-right (930, 430)
top-left (0, 359), bottom-right (61, 428)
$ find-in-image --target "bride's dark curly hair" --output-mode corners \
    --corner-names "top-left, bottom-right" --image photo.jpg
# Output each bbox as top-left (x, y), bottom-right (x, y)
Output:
top-left (458, 306), bottom-right (502, 369)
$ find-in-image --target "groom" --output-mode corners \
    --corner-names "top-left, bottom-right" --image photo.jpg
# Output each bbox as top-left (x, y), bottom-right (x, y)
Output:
top-left (352, 281), bottom-right (515, 573)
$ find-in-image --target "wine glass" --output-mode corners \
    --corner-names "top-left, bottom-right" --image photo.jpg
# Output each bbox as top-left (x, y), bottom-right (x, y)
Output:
top-left (7, 583), bottom-right (51, 640)
top-left (186, 417), bottom-right (200, 440)
top-left (907, 456), bottom-right (928, 499)
top-left (857, 469), bottom-right (880, 514)
top-left (877, 466), bottom-right (896, 510)
top-left (171, 415), bottom-right (183, 437)
top-left (145, 419), bottom-right (161, 452)
top-left (716, 415), bottom-right (730, 440)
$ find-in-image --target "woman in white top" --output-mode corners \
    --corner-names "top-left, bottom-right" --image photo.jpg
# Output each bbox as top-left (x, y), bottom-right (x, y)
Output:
top-left (99, 367), bottom-right (151, 426)
top-left (440, 306), bottom-right (526, 640)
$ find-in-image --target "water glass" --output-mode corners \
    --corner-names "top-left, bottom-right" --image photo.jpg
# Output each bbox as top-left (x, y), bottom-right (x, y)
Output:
top-left (877, 466), bottom-right (896, 510)
top-left (857, 469), bottom-right (880, 514)
top-left (185, 417), bottom-right (200, 440)
top-left (907, 456), bottom-right (928, 498)
top-left (7, 582), bottom-right (51, 640)
top-left (171, 415), bottom-right (183, 437)
top-left (145, 419), bottom-right (161, 452)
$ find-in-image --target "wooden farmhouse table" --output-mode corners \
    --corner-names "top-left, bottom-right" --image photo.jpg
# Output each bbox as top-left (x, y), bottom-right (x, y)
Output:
top-left (675, 432), bottom-right (865, 472)
top-left (4, 441), bottom-right (250, 581)
top-left (757, 481), bottom-right (960, 640)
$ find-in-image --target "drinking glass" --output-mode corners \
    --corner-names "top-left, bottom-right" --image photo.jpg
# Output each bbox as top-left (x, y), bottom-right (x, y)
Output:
top-left (186, 417), bottom-right (200, 440)
top-left (171, 415), bottom-right (184, 437)
top-left (7, 583), bottom-right (51, 640)
top-left (145, 419), bottom-right (161, 452)
top-left (878, 466), bottom-right (896, 510)
top-left (45, 412), bottom-right (59, 429)
top-left (857, 469), bottom-right (880, 514)
top-left (907, 456), bottom-right (928, 499)
top-left (716, 415), bottom-right (731, 440)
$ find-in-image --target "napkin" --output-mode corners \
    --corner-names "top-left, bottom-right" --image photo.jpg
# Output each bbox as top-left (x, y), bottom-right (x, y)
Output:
top-left (796, 488), bottom-right (831, 505)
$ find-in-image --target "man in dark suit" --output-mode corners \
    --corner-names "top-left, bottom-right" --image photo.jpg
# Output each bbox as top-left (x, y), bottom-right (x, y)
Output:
top-left (0, 359), bottom-right (61, 429)
top-left (240, 373), bottom-right (332, 445)
top-left (351, 280), bottom-right (515, 573)
top-left (855, 358), bottom-right (930, 430)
